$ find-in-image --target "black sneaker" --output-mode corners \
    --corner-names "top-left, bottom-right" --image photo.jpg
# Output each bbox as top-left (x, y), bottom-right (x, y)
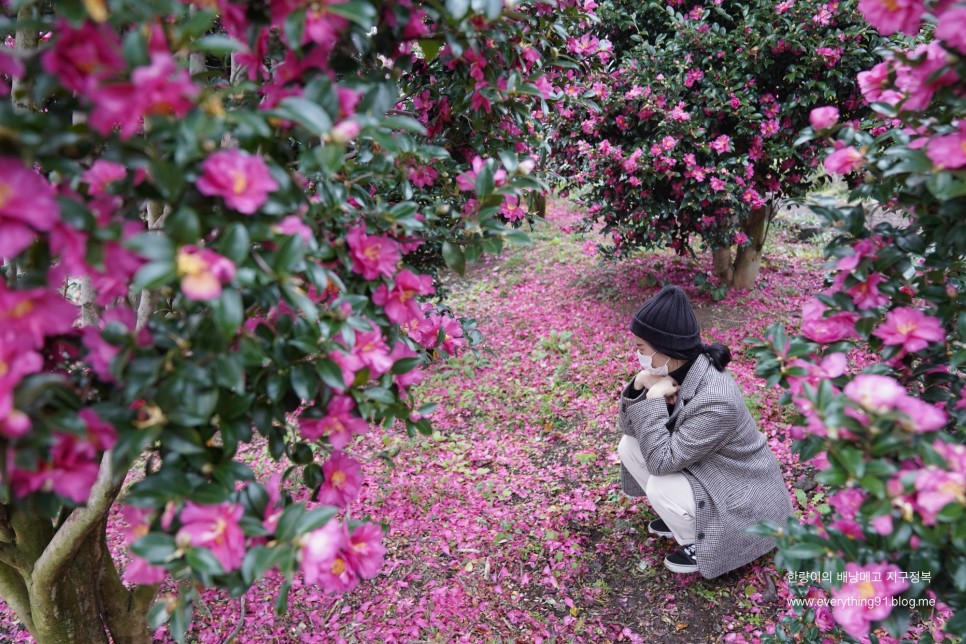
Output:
top-left (664, 544), bottom-right (698, 573)
top-left (647, 518), bottom-right (674, 539)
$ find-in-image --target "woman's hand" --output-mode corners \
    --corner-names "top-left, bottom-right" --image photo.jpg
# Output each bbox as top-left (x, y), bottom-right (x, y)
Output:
top-left (645, 376), bottom-right (680, 401)
top-left (633, 370), bottom-right (666, 391)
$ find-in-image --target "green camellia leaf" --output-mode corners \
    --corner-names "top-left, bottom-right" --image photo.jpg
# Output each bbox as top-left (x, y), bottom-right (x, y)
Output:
top-left (131, 533), bottom-right (177, 565)
top-left (185, 547), bottom-right (226, 577)
top-left (441, 241), bottom-right (466, 275)
top-left (132, 260), bottom-right (178, 291)
top-left (327, 0), bottom-right (377, 28)
top-left (219, 223), bottom-right (251, 264)
top-left (275, 97), bottom-right (333, 135)
top-left (192, 35), bottom-right (246, 55)
top-left (445, 0), bottom-right (470, 20)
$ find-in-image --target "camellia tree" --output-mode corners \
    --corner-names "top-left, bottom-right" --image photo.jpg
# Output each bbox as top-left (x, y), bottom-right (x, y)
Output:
top-left (750, 0), bottom-right (965, 641)
top-left (0, 0), bottom-right (592, 641)
top-left (550, 0), bottom-right (889, 289)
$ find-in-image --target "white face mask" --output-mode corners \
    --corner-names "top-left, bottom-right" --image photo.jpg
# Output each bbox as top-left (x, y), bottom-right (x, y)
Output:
top-left (637, 350), bottom-right (670, 376)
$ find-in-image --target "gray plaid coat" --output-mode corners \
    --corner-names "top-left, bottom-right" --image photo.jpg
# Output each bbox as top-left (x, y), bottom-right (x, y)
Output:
top-left (619, 353), bottom-right (795, 579)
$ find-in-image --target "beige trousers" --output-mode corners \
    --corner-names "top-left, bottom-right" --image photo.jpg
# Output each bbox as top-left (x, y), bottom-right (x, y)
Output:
top-left (618, 434), bottom-right (697, 545)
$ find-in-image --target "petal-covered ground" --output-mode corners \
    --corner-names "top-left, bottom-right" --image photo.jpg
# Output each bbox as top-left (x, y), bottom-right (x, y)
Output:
top-left (0, 201), bottom-right (828, 642)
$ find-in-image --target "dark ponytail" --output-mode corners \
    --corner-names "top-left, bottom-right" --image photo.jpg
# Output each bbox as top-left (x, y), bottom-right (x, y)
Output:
top-left (702, 342), bottom-right (731, 371)
top-left (674, 342), bottom-right (731, 371)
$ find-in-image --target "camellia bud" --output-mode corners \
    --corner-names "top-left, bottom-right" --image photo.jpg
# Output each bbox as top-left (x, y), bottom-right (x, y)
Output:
top-left (435, 204), bottom-right (451, 215)
top-left (518, 159), bottom-right (536, 175)
top-left (330, 120), bottom-right (361, 145)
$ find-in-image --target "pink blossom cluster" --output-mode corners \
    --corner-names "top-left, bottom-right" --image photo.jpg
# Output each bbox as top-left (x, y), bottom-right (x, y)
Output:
top-left (44, 23), bottom-right (198, 139)
top-left (300, 520), bottom-right (385, 594)
top-left (196, 150), bottom-right (279, 215)
top-left (878, 440), bottom-right (966, 529)
top-left (8, 409), bottom-right (116, 504)
top-left (831, 562), bottom-right (909, 638)
top-left (176, 245), bottom-right (237, 301)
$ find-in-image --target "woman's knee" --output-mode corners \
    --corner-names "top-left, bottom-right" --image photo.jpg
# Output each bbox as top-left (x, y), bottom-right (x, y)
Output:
top-left (645, 474), bottom-right (678, 502)
top-left (617, 435), bottom-right (636, 464)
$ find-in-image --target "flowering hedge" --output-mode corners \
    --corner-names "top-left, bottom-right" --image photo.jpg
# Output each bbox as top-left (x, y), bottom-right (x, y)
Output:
top-left (550, 0), bottom-right (887, 288)
top-left (750, 1), bottom-right (966, 641)
top-left (0, 0), bottom-right (592, 641)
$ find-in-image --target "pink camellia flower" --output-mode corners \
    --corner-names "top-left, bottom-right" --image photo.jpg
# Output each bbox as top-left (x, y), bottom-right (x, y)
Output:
top-left (300, 519), bottom-right (356, 592)
top-left (408, 164), bottom-right (439, 188)
top-left (824, 146), bottom-right (864, 175)
top-left (317, 451), bottom-right (363, 508)
top-left (870, 514), bottom-right (893, 535)
top-left (345, 522), bottom-right (386, 580)
top-left (857, 61), bottom-right (894, 105)
top-left (925, 123), bottom-right (966, 170)
top-left (121, 505), bottom-right (167, 585)
top-left (829, 518), bottom-right (866, 540)
top-left (132, 52), bottom-right (199, 119)
top-left (935, 440), bottom-right (966, 474)
top-left (912, 467), bottom-right (966, 525)
top-left (10, 433), bottom-right (102, 504)
top-left (176, 501), bottom-right (246, 572)
top-left (345, 329), bottom-right (393, 378)
top-left (196, 150), bottom-right (279, 215)
top-left (0, 283), bottom-right (78, 349)
top-left (41, 20), bottom-right (125, 94)
top-left (455, 156), bottom-right (507, 192)
top-left (372, 269), bottom-right (435, 325)
top-left (829, 487), bottom-right (867, 520)
top-left (88, 82), bottom-right (144, 139)
top-left (81, 306), bottom-right (150, 383)
top-left (843, 374), bottom-right (905, 413)
top-left (0, 157), bottom-right (61, 258)
top-left (873, 306), bottom-right (945, 353)
top-left (857, 0), bottom-right (924, 35)
top-left (345, 226), bottom-right (402, 280)
top-left (831, 561), bottom-right (909, 638)
top-left (303, 5), bottom-right (349, 50)
top-left (787, 352), bottom-right (848, 397)
top-left (895, 396), bottom-right (948, 433)
top-left (800, 297), bottom-right (858, 344)
top-left (299, 394), bottom-right (369, 448)
top-left (390, 341), bottom-right (423, 395)
top-left (894, 42), bottom-right (958, 112)
top-left (83, 160), bottom-right (126, 195)
top-left (274, 215), bottom-right (314, 244)
top-left (804, 586), bottom-right (836, 632)
top-left (847, 272), bottom-right (890, 309)
top-left (709, 135), bottom-right (731, 153)
top-left (176, 246), bottom-right (236, 301)
top-left (405, 304), bottom-right (467, 355)
top-left (262, 473), bottom-right (285, 535)
top-left (809, 106), bottom-right (840, 130)
top-left (78, 408), bottom-right (117, 451)
top-left (91, 234), bottom-right (148, 306)
top-left (0, 342), bottom-right (42, 439)
top-left (300, 519), bottom-right (385, 592)
top-left (936, 7), bottom-right (966, 53)
top-left (330, 120), bottom-right (360, 145)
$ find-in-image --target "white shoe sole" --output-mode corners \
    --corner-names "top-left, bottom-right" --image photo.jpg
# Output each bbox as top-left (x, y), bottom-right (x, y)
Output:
top-left (664, 558), bottom-right (699, 574)
top-left (647, 525), bottom-right (674, 539)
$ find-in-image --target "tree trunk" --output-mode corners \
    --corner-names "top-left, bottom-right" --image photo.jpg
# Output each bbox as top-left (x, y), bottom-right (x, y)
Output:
top-left (731, 206), bottom-right (769, 290)
top-left (711, 247), bottom-right (733, 285)
top-left (11, 1), bottom-right (38, 113)
top-left (0, 460), bottom-right (156, 643)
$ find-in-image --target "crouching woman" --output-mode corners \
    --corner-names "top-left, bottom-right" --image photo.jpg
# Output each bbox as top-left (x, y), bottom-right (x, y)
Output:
top-left (617, 285), bottom-right (794, 578)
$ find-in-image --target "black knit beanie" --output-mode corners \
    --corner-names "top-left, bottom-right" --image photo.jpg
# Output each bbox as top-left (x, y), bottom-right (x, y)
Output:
top-left (629, 285), bottom-right (701, 357)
